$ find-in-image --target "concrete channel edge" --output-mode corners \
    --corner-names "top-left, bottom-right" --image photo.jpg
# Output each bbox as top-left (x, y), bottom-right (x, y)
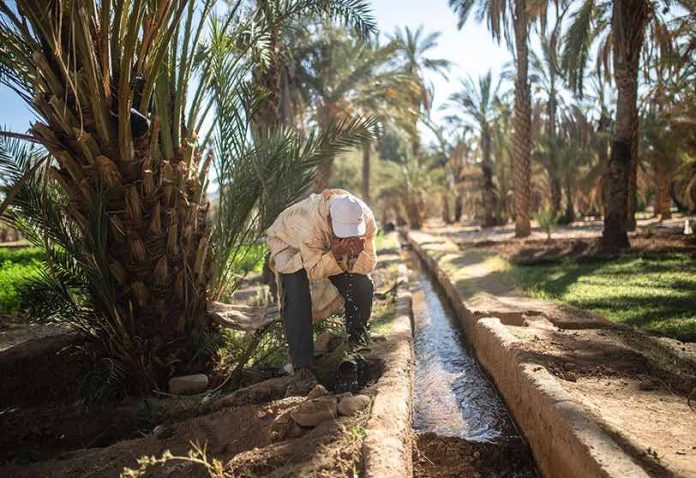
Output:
top-left (407, 232), bottom-right (650, 478)
top-left (362, 261), bottom-right (415, 478)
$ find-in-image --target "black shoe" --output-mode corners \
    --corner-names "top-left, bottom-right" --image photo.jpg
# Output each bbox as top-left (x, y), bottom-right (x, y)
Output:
top-left (334, 356), bottom-right (369, 394)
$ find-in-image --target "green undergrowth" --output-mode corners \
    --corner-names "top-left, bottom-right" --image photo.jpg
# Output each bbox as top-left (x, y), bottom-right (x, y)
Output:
top-left (507, 253), bottom-right (696, 342)
top-left (0, 247), bottom-right (42, 316)
top-left (229, 243), bottom-right (267, 274)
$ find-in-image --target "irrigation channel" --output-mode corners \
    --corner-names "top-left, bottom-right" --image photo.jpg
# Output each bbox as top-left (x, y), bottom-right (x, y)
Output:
top-left (407, 251), bottom-right (539, 477)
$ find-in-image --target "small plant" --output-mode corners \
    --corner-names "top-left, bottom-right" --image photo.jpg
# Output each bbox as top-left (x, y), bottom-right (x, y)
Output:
top-left (534, 204), bottom-right (559, 241)
top-left (121, 442), bottom-right (224, 478)
top-left (249, 285), bottom-right (273, 307)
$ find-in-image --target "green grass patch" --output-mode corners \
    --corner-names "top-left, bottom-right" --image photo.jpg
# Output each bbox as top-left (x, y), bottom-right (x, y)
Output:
top-left (376, 231), bottom-right (399, 254)
top-left (0, 247), bottom-right (43, 316)
top-left (507, 253), bottom-right (696, 342)
top-left (229, 243), bottom-right (267, 274)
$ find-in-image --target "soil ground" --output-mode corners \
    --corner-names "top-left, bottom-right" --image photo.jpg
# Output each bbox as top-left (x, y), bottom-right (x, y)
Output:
top-left (413, 433), bottom-right (537, 478)
top-left (410, 226), bottom-right (696, 477)
top-left (0, 235), bottom-right (404, 477)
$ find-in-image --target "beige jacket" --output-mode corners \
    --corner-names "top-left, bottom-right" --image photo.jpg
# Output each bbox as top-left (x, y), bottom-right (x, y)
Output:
top-left (267, 189), bottom-right (377, 320)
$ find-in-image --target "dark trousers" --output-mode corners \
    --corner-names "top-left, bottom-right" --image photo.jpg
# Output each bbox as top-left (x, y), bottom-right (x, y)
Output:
top-left (281, 269), bottom-right (373, 369)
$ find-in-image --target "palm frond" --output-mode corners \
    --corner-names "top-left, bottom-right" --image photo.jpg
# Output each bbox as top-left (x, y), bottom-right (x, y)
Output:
top-left (562, 0), bottom-right (597, 95)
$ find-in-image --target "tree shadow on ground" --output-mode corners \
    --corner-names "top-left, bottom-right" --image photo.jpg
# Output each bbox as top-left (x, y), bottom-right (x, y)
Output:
top-left (502, 253), bottom-right (696, 342)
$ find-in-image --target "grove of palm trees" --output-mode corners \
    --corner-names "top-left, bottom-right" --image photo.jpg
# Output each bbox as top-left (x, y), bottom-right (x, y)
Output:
top-left (0, 1), bottom-right (694, 477)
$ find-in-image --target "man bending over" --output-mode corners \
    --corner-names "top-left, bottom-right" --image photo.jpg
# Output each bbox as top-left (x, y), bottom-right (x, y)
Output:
top-left (267, 189), bottom-right (377, 392)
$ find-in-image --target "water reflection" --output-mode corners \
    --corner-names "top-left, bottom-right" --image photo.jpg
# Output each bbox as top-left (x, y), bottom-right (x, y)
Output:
top-left (411, 264), bottom-right (519, 443)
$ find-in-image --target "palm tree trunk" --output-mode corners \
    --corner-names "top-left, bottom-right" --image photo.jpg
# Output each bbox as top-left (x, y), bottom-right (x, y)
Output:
top-left (405, 195), bottom-right (422, 229)
top-left (653, 174), bottom-right (662, 217)
top-left (512, 0), bottom-right (532, 237)
top-left (626, 126), bottom-right (639, 230)
top-left (454, 190), bottom-right (464, 222)
top-left (253, 28), bottom-right (284, 128)
top-left (314, 104), bottom-right (335, 192)
top-left (441, 192), bottom-right (451, 224)
top-left (361, 141), bottom-right (371, 202)
top-left (598, 112), bottom-right (611, 217)
top-left (481, 128), bottom-right (497, 228)
top-left (314, 162), bottom-right (333, 192)
top-left (657, 170), bottom-right (672, 220)
top-left (564, 182), bottom-right (575, 223)
top-left (602, 0), bottom-right (649, 251)
top-left (550, 175), bottom-right (562, 219)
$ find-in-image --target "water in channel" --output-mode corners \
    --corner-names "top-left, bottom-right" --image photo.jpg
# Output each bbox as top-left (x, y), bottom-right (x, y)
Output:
top-left (408, 253), bottom-right (538, 477)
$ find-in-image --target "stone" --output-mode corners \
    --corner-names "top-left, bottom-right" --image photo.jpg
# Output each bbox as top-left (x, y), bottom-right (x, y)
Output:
top-left (274, 408), bottom-right (294, 425)
top-left (287, 422), bottom-right (306, 438)
top-left (153, 424), bottom-right (174, 439)
top-left (369, 333), bottom-right (387, 343)
top-left (270, 409), bottom-right (295, 440)
top-left (290, 396), bottom-right (337, 427)
top-left (306, 384), bottom-right (330, 400)
top-left (168, 374), bottom-right (209, 395)
top-left (337, 394), bottom-right (371, 416)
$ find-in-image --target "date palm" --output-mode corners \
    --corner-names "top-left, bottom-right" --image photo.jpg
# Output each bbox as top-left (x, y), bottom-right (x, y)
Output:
top-left (0, 0), bottom-right (372, 393)
top-left (250, 0), bottom-right (376, 128)
top-left (295, 28), bottom-right (414, 191)
top-left (561, 0), bottom-right (686, 249)
top-left (446, 71), bottom-right (502, 227)
top-left (377, 125), bottom-right (441, 229)
top-left (0, 0), bottom-right (226, 390)
top-left (390, 26), bottom-right (451, 157)
top-left (449, 0), bottom-right (543, 237)
top-left (531, 7), bottom-right (569, 219)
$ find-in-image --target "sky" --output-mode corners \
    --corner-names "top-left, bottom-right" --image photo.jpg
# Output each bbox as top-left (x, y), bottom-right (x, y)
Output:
top-left (371, 0), bottom-right (510, 129)
top-left (0, 0), bottom-right (511, 140)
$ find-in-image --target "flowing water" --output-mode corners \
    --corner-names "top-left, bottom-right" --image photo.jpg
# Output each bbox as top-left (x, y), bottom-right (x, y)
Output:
top-left (408, 253), bottom-right (538, 477)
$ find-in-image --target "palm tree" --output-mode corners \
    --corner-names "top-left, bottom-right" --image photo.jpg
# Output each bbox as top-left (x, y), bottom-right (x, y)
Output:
top-left (449, 0), bottom-right (537, 237)
top-left (531, 8), bottom-right (569, 219)
top-left (558, 105), bottom-right (597, 222)
top-left (446, 71), bottom-right (502, 227)
top-left (250, 0), bottom-right (377, 128)
top-left (0, 0), bottom-right (223, 390)
top-left (390, 26), bottom-right (451, 157)
top-left (0, 0), bottom-right (372, 393)
top-left (423, 118), bottom-right (466, 224)
top-left (377, 125), bottom-right (441, 229)
top-left (562, 0), bottom-right (666, 250)
top-left (294, 28), bottom-right (413, 191)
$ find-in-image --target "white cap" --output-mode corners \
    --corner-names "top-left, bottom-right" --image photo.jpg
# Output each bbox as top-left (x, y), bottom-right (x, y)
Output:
top-left (329, 194), bottom-right (366, 238)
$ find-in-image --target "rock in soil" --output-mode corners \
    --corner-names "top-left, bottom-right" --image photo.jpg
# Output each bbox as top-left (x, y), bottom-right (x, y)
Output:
top-left (290, 396), bottom-right (337, 427)
top-left (153, 424), bottom-right (174, 439)
top-left (306, 384), bottom-right (330, 400)
top-left (287, 422), bottom-right (307, 438)
top-left (168, 374), bottom-right (209, 395)
top-left (337, 394), bottom-right (370, 416)
top-left (271, 408), bottom-right (296, 440)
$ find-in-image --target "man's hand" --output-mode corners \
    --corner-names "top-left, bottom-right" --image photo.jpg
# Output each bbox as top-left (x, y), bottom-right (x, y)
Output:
top-left (331, 237), bottom-right (364, 257)
top-left (344, 237), bottom-right (365, 256)
top-left (331, 237), bottom-right (365, 271)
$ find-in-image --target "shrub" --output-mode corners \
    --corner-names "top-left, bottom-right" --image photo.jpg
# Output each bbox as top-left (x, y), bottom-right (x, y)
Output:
top-left (534, 204), bottom-right (559, 241)
top-left (0, 247), bottom-right (41, 315)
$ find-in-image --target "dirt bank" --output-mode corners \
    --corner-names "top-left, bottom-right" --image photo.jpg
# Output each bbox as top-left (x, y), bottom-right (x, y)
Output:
top-left (1, 233), bottom-right (416, 477)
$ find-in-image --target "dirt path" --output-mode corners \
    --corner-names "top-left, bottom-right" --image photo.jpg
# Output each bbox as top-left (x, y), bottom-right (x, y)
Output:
top-left (409, 230), bottom-right (696, 478)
